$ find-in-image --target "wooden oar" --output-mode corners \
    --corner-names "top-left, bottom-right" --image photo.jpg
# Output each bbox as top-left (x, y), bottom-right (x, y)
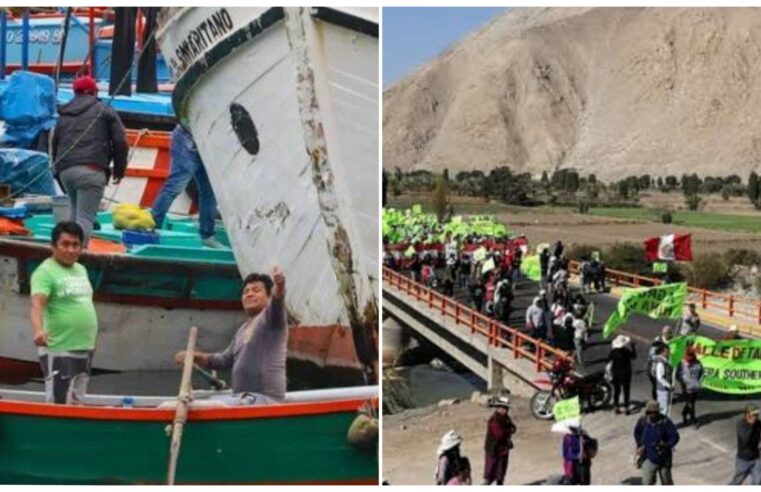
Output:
top-left (167, 326), bottom-right (197, 485)
top-left (193, 363), bottom-right (227, 390)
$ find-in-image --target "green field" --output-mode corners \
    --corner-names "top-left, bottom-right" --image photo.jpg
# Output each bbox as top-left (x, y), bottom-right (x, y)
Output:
top-left (589, 208), bottom-right (761, 234)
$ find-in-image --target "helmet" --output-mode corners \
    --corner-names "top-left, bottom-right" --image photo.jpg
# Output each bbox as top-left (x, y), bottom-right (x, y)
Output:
top-left (552, 358), bottom-right (572, 374)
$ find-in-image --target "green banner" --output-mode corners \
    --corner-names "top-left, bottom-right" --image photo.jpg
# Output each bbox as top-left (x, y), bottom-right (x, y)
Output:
top-left (602, 283), bottom-right (687, 339)
top-left (553, 397), bottom-right (581, 422)
top-left (668, 336), bottom-right (761, 394)
top-left (521, 255), bottom-right (542, 281)
top-left (653, 262), bottom-right (668, 273)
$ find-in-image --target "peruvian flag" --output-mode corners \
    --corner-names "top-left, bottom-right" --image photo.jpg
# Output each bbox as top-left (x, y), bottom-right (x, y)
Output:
top-left (644, 234), bottom-right (692, 262)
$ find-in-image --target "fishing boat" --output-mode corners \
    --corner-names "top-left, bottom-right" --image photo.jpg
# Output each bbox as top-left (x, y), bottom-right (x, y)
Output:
top-left (0, 130), bottom-right (364, 380)
top-left (155, 7), bottom-right (379, 375)
top-left (0, 385), bottom-right (378, 484)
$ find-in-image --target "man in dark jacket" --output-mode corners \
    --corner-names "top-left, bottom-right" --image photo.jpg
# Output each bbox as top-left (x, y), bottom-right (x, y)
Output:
top-left (634, 400), bottom-right (680, 485)
top-left (52, 75), bottom-right (128, 246)
top-left (483, 395), bottom-right (517, 485)
top-left (729, 405), bottom-right (761, 485)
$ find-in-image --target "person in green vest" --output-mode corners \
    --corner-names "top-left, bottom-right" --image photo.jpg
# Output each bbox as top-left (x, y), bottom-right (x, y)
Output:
top-left (30, 221), bottom-right (98, 405)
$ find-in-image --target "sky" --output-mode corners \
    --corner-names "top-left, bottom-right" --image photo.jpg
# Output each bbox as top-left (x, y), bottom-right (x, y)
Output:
top-left (383, 7), bottom-right (507, 88)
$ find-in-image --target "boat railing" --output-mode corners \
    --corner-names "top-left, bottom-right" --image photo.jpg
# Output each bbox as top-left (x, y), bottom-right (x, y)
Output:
top-left (382, 266), bottom-right (572, 374)
top-left (0, 385), bottom-right (378, 408)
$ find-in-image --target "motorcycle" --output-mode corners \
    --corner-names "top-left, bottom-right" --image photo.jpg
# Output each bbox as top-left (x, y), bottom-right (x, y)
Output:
top-left (530, 361), bottom-right (612, 420)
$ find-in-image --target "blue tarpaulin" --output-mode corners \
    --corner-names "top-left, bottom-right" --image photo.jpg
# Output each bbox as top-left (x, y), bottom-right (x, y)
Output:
top-left (0, 148), bottom-right (55, 196)
top-left (0, 71), bottom-right (57, 149)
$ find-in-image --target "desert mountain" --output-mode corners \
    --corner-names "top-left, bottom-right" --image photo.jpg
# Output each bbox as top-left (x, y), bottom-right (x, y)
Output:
top-left (383, 7), bottom-right (761, 181)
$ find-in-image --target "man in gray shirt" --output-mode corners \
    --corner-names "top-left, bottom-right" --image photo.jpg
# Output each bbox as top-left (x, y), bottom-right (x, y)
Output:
top-left (175, 266), bottom-right (287, 404)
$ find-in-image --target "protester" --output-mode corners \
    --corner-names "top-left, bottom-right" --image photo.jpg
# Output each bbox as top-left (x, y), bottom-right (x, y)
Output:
top-left (572, 315), bottom-right (588, 368)
top-left (562, 424), bottom-right (597, 485)
top-left (539, 246), bottom-right (550, 288)
top-left (723, 325), bottom-right (741, 341)
top-left (525, 294), bottom-right (549, 342)
top-left (52, 75), bottom-right (128, 246)
top-left (678, 303), bottom-right (701, 337)
top-left (484, 273), bottom-right (496, 317)
top-left (443, 255), bottom-right (456, 297)
top-left (483, 395), bottom-right (517, 485)
top-left (458, 252), bottom-right (471, 289)
top-left (728, 405), bottom-right (761, 485)
top-left (435, 430), bottom-right (464, 485)
top-left (651, 344), bottom-right (673, 417)
top-left (151, 124), bottom-right (223, 248)
top-left (647, 326), bottom-right (673, 400)
top-left (446, 457), bottom-right (472, 486)
top-left (494, 275), bottom-right (512, 324)
top-left (675, 347), bottom-right (703, 428)
top-left (30, 222), bottom-right (97, 404)
top-left (634, 400), bottom-right (680, 485)
top-left (175, 267), bottom-right (287, 405)
top-left (608, 335), bottom-right (636, 415)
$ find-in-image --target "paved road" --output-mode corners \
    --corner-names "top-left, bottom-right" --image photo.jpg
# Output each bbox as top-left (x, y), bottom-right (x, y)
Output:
top-left (397, 268), bottom-right (759, 477)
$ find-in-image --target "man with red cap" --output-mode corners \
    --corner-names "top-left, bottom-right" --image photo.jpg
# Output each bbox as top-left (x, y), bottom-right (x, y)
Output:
top-left (676, 346), bottom-right (703, 428)
top-left (52, 75), bottom-right (128, 246)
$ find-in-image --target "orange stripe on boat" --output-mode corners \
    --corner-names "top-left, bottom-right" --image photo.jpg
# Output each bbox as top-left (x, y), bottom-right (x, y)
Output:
top-left (0, 217), bottom-right (29, 236)
top-left (87, 237), bottom-right (126, 254)
top-left (0, 398), bottom-right (371, 421)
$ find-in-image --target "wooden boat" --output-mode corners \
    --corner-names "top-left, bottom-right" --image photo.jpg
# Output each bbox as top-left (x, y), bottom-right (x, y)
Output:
top-left (0, 131), bottom-right (364, 380)
top-left (0, 385), bottom-right (378, 484)
top-left (155, 7), bottom-right (379, 375)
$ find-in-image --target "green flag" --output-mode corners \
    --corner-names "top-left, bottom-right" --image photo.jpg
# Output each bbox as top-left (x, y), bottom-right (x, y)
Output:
top-left (404, 245), bottom-right (416, 258)
top-left (411, 204), bottom-right (422, 215)
top-left (668, 335), bottom-right (761, 394)
top-left (602, 283), bottom-right (687, 339)
top-left (553, 396), bottom-right (581, 422)
top-left (521, 255), bottom-right (542, 281)
top-left (653, 262), bottom-right (668, 273)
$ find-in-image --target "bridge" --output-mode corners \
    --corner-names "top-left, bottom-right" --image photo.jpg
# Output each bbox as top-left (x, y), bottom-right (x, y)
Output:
top-left (383, 263), bottom-right (760, 481)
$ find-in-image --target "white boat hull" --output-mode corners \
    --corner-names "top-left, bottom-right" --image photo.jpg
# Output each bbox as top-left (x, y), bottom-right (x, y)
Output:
top-left (156, 8), bottom-right (379, 334)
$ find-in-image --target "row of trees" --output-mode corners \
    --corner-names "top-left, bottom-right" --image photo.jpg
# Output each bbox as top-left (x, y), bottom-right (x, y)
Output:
top-left (384, 167), bottom-right (761, 210)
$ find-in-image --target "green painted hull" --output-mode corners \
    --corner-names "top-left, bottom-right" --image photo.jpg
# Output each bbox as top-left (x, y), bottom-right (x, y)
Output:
top-left (0, 405), bottom-right (377, 484)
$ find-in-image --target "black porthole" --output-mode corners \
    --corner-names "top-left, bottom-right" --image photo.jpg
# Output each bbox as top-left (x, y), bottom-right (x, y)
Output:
top-left (230, 103), bottom-right (260, 156)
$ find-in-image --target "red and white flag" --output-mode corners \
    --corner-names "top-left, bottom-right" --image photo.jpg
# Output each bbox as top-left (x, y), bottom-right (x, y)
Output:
top-left (644, 234), bottom-right (692, 262)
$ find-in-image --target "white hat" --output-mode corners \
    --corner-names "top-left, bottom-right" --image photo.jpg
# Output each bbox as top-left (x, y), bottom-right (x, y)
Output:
top-left (729, 325), bottom-right (739, 332)
top-left (437, 430), bottom-right (463, 455)
top-left (612, 335), bottom-right (631, 349)
top-left (488, 395), bottom-right (512, 408)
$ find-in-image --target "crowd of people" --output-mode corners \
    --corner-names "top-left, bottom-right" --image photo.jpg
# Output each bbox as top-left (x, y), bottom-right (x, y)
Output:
top-left (384, 228), bottom-right (761, 485)
top-left (432, 394), bottom-right (760, 485)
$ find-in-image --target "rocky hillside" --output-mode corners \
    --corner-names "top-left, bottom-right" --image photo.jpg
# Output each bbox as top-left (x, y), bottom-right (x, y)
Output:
top-left (383, 7), bottom-right (761, 181)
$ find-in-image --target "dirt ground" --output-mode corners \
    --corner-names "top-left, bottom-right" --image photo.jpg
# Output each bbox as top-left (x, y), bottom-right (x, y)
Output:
top-left (382, 398), bottom-right (737, 485)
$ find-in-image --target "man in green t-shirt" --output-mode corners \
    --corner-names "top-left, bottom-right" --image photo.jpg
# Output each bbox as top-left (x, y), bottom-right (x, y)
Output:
top-left (30, 221), bottom-right (98, 404)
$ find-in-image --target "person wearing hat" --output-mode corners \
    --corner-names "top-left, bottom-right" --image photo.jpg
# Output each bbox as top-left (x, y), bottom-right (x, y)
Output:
top-left (634, 400), bottom-right (680, 485)
top-left (675, 346), bottom-right (703, 428)
top-left (562, 423), bottom-right (596, 485)
top-left (723, 325), bottom-right (741, 341)
top-left (435, 430), bottom-right (464, 485)
top-left (729, 405), bottom-right (761, 485)
top-left (679, 303), bottom-right (701, 337)
top-left (608, 335), bottom-right (637, 414)
top-left (483, 395), bottom-right (517, 485)
top-left (52, 75), bottom-right (128, 246)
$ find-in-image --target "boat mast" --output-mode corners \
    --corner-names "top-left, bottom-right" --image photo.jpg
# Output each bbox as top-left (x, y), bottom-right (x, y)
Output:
top-left (20, 9), bottom-right (28, 71)
top-left (0, 11), bottom-right (6, 80)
